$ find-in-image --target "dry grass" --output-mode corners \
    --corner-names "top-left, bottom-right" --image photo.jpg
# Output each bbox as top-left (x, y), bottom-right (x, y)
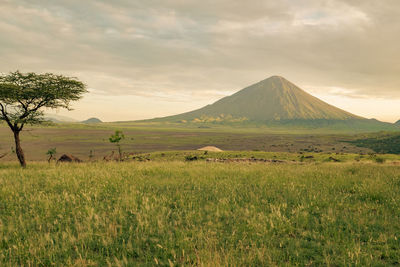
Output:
top-left (1, 161), bottom-right (399, 265)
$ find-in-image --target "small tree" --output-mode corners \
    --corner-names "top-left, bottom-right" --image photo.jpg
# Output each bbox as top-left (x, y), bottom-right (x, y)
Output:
top-left (0, 71), bottom-right (87, 167)
top-left (109, 130), bottom-right (124, 161)
top-left (89, 150), bottom-right (94, 161)
top-left (46, 148), bottom-right (57, 163)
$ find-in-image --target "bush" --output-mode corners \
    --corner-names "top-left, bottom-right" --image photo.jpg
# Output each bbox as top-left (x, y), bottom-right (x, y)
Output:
top-left (374, 157), bottom-right (386, 164)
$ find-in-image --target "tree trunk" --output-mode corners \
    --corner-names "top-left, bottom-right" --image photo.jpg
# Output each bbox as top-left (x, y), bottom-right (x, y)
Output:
top-left (13, 130), bottom-right (26, 168)
top-left (118, 144), bottom-right (122, 161)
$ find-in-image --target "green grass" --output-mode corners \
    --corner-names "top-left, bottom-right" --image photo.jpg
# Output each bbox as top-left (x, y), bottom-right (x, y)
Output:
top-left (129, 150), bottom-right (400, 163)
top-left (1, 160), bottom-right (400, 266)
top-left (349, 132), bottom-right (400, 154)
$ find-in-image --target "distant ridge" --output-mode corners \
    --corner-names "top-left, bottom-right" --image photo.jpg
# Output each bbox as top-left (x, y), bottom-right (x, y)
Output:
top-left (150, 76), bottom-right (396, 131)
top-left (396, 120), bottom-right (400, 125)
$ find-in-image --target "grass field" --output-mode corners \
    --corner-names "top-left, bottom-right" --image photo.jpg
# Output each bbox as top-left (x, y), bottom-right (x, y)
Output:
top-left (0, 122), bottom-right (385, 162)
top-left (1, 122), bottom-right (400, 265)
top-left (1, 159), bottom-right (400, 266)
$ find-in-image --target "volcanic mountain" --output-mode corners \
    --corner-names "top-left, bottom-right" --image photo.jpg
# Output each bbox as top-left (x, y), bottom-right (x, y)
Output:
top-left (156, 76), bottom-right (359, 121)
top-left (151, 76), bottom-right (396, 130)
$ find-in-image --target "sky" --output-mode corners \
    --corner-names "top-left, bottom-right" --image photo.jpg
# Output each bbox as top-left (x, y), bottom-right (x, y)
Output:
top-left (0, 0), bottom-right (399, 123)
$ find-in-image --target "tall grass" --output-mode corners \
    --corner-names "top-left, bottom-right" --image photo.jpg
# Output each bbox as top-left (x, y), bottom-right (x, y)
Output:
top-left (0, 161), bottom-right (399, 266)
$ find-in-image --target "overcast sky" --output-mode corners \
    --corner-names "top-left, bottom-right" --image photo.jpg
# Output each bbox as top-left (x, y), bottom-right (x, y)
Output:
top-left (1, 0), bottom-right (399, 122)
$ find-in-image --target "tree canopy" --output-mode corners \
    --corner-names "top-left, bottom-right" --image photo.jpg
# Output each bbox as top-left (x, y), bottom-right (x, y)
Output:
top-left (0, 71), bottom-right (87, 131)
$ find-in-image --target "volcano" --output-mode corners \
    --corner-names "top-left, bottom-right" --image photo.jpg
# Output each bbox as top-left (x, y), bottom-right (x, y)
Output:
top-left (157, 76), bottom-right (360, 121)
top-left (151, 76), bottom-right (396, 130)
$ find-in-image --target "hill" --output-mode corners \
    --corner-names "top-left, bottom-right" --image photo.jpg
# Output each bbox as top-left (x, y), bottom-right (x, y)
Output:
top-left (151, 76), bottom-right (396, 131)
top-left (81, 117), bottom-right (102, 124)
top-left (396, 120), bottom-right (400, 125)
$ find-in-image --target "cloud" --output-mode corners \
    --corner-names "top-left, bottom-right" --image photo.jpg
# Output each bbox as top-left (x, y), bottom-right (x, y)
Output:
top-left (0, 0), bottom-right (399, 121)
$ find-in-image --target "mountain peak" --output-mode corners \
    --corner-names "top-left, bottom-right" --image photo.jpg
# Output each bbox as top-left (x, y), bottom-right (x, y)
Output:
top-left (260, 75), bottom-right (288, 84)
top-left (241, 75), bottom-right (305, 99)
top-left (267, 75), bottom-right (285, 79)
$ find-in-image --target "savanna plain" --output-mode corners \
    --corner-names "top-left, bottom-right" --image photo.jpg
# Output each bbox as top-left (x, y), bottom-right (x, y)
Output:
top-left (1, 123), bottom-right (400, 266)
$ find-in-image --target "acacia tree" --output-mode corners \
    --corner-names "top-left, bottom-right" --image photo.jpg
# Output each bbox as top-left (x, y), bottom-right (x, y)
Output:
top-left (46, 148), bottom-right (57, 163)
top-left (109, 130), bottom-right (125, 161)
top-left (0, 71), bottom-right (87, 167)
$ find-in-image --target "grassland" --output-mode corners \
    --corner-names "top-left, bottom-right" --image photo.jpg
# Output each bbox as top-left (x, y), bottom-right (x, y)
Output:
top-left (0, 122), bottom-right (388, 162)
top-left (349, 132), bottom-right (400, 154)
top-left (1, 122), bottom-right (400, 265)
top-left (1, 158), bottom-right (400, 266)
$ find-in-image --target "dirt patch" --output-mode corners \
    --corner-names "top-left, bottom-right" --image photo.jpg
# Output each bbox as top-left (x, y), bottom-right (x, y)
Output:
top-left (198, 146), bottom-right (223, 152)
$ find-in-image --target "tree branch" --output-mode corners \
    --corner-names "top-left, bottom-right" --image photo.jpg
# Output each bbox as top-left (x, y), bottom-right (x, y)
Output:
top-left (18, 123), bottom-right (24, 132)
top-left (18, 98), bottom-right (47, 121)
top-left (0, 102), bottom-right (14, 130)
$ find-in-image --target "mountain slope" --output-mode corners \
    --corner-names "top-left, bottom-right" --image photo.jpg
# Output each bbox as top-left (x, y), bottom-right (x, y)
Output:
top-left (156, 76), bottom-right (361, 122)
